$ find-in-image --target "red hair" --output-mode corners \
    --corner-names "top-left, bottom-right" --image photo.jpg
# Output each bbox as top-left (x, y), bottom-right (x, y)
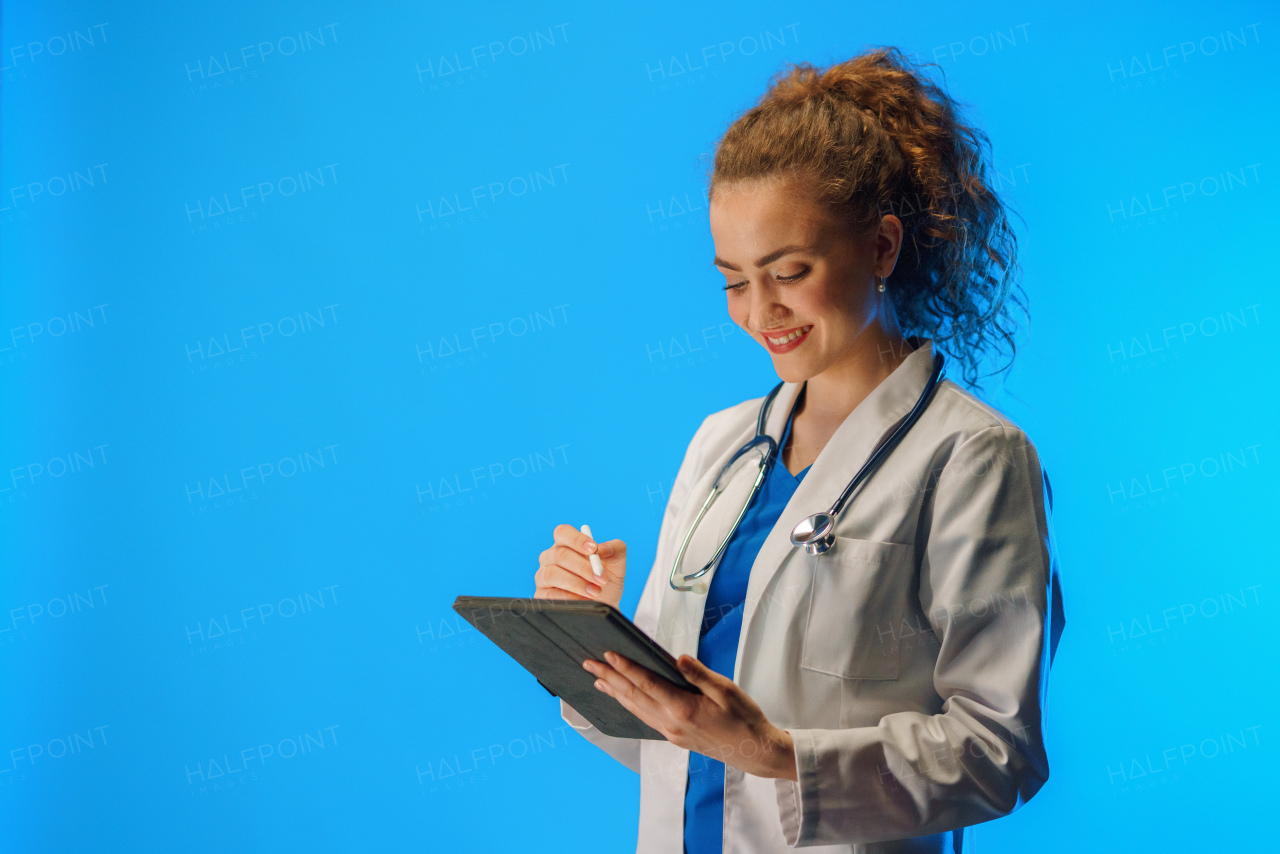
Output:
top-left (708, 47), bottom-right (1025, 386)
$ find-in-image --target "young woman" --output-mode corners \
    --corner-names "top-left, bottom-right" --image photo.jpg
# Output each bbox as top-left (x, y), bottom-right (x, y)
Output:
top-left (533, 47), bottom-right (1064, 853)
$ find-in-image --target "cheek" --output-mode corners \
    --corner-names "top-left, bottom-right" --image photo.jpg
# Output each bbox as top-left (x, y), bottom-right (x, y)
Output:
top-left (803, 282), bottom-right (854, 331)
top-left (726, 295), bottom-right (751, 332)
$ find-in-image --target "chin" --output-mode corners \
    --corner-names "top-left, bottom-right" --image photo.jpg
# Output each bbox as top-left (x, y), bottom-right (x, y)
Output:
top-left (770, 357), bottom-right (818, 385)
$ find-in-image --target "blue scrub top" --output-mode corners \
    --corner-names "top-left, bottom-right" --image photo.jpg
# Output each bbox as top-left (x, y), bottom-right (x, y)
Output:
top-left (684, 403), bottom-right (809, 854)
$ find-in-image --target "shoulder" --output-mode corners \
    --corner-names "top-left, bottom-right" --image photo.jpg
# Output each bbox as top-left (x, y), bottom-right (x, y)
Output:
top-left (671, 391), bottom-right (769, 486)
top-left (694, 394), bottom-right (762, 441)
top-left (925, 380), bottom-right (1044, 470)
top-left (930, 379), bottom-right (1024, 434)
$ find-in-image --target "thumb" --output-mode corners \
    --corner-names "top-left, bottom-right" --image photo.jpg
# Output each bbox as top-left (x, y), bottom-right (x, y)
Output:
top-left (598, 539), bottom-right (627, 575)
top-left (677, 654), bottom-right (730, 697)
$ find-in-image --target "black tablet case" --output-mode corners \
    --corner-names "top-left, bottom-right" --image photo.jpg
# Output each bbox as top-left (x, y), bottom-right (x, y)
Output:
top-left (452, 596), bottom-right (700, 740)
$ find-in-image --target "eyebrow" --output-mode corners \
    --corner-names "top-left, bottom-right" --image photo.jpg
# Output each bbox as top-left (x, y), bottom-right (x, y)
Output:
top-left (711, 244), bottom-right (809, 272)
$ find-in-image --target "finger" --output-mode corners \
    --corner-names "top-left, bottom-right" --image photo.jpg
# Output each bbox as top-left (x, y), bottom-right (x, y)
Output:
top-left (540, 545), bottom-right (599, 585)
top-left (543, 539), bottom-right (625, 586)
top-left (537, 544), bottom-right (592, 581)
top-left (533, 586), bottom-right (592, 601)
top-left (553, 523), bottom-right (597, 556)
top-left (595, 540), bottom-right (627, 581)
top-left (596, 538), bottom-right (626, 562)
top-left (535, 565), bottom-right (602, 599)
top-left (588, 659), bottom-right (670, 724)
top-left (599, 654), bottom-right (702, 737)
top-left (539, 542), bottom-right (590, 569)
top-left (603, 652), bottom-right (688, 704)
top-left (591, 674), bottom-right (642, 718)
top-left (676, 655), bottom-right (735, 701)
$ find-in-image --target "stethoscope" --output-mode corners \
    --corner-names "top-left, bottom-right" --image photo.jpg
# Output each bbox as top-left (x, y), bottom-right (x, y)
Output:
top-left (669, 351), bottom-right (945, 592)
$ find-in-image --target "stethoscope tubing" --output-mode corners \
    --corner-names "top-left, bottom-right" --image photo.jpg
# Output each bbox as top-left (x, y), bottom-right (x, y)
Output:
top-left (669, 351), bottom-right (945, 590)
top-left (825, 351), bottom-right (945, 520)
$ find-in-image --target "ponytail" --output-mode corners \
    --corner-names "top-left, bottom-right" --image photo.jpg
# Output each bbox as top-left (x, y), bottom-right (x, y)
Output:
top-left (708, 46), bottom-right (1025, 387)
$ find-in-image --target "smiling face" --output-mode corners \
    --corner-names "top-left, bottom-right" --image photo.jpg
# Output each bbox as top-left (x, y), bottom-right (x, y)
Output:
top-left (709, 176), bottom-right (904, 385)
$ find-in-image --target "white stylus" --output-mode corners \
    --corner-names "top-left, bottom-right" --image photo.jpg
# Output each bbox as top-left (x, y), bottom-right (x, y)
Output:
top-left (581, 524), bottom-right (605, 577)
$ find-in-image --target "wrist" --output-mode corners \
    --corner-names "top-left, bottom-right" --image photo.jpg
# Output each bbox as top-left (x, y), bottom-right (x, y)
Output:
top-left (765, 726), bottom-right (798, 781)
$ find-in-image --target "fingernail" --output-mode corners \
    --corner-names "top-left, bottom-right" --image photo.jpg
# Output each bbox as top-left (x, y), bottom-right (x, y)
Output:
top-left (582, 660), bottom-right (596, 672)
top-left (594, 680), bottom-right (606, 691)
top-left (583, 540), bottom-right (597, 553)
top-left (598, 543), bottom-right (612, 558)
top-left (586, 583), bottom-right (602, 597)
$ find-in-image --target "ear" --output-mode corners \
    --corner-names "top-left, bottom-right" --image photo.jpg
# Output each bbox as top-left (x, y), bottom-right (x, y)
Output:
top-left (874, 214), bottom-right (904, 278)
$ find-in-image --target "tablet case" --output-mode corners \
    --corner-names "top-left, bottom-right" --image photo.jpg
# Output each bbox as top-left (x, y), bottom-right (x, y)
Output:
top-left (452, 596), bottom-right (700, 740)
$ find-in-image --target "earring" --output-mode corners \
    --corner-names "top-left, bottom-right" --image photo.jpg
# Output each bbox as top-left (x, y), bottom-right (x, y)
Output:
top-left (876, 276), bottom-right (886, 293)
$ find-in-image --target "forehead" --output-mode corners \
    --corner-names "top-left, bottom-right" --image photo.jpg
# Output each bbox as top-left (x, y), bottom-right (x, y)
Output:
top-left (709, 177), bottom-right (833, 245)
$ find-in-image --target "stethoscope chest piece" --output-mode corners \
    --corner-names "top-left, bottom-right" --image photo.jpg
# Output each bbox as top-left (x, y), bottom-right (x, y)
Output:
top-left (668, 350), bottom-right (944, 591)
top-left (790, 512), bottom-right (835, 555)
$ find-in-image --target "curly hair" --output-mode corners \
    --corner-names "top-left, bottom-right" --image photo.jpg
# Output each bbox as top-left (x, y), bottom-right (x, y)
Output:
top-left (707, 46), bottom-right (1026, 387)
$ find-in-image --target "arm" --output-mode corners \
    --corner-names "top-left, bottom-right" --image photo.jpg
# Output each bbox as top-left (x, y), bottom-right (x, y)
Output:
top-left (773, 425), bottom-right (1065, 845)
top-left (560, 413), bottom-right (716, 770)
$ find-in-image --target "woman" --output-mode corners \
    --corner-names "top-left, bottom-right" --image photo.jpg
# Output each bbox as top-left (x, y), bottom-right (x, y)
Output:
top-left (533, 47), bottom-right (1064, 853)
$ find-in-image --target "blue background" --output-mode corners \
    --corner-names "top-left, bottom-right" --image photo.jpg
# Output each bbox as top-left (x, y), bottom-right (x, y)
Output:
top-left (2, 0), bottom-right (1275, 850)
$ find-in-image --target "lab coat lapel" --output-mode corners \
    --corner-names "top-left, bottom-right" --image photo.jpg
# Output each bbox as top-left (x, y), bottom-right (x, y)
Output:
top-left (738, 339), bottom-right (937, 658)
top-left (655, 382), bottom-right (806, 658)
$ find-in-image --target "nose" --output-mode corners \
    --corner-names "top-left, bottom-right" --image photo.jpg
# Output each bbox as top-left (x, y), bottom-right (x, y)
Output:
top-left (748, 281), bottom-right (790, 331)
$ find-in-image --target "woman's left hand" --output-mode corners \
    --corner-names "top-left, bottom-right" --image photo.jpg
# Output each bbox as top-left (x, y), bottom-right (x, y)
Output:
top-left (584, 652), bottom-right (798, 781)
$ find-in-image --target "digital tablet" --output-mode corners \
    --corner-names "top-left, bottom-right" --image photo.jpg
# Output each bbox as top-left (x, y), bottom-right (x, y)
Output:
top-left (452, 596), bottom-right (700, 740)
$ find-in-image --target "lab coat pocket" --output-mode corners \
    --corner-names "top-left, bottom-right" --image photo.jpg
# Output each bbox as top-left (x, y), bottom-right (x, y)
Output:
top-left (800, 537), bottom-right (916, 680)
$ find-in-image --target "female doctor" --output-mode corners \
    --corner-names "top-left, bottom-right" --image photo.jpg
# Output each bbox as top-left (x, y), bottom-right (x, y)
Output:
top-left (533, 47), bottom-right (1064, 853)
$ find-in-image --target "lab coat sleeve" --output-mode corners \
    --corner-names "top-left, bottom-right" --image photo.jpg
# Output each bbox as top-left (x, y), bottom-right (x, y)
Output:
top-left (774, 425), bottom-right (1064, 846)
top-left (561, 412), bottom-right (717, 772)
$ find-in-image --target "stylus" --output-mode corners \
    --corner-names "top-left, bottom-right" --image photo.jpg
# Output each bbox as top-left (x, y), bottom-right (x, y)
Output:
top-left (581, 525), bottom-right (605, 577)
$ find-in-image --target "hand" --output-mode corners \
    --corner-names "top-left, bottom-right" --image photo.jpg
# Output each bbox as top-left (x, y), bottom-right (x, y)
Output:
top-left (583, 652), bottom-right (798, 781)
top-left (533, 524), bottom-right (627, 608)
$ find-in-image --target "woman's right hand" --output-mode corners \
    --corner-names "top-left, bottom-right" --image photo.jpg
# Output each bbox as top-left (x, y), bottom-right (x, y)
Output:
top-left (534, 524), bottom-right (627, 608)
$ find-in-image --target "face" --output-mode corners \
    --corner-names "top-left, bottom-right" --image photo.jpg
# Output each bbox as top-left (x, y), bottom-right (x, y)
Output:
top-left (709, 177), bottom-right (902, 384)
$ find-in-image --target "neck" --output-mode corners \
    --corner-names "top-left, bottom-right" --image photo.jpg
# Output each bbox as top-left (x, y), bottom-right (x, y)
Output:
top-left (798, 324), bottom-right (912, 427)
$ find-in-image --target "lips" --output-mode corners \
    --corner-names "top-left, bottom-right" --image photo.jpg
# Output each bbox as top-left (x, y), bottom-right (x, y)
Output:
top-left (760, 324), bottom-right (812, 354)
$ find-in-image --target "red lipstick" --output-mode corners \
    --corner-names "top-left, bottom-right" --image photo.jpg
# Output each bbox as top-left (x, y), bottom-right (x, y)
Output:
top-left (759, 324), bottom-right (813, 355)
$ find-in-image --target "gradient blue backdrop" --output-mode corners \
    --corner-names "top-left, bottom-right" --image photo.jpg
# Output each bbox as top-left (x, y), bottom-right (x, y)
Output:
top-left (2, 1), bottom-right (1276, 850)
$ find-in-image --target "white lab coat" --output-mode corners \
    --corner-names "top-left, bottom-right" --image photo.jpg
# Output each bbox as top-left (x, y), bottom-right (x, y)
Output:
top-left (562, 337), bottom-right (1064, 853)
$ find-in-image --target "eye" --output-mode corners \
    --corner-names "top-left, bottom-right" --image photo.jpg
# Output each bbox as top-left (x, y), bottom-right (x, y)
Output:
top-left (721, 266), bottom-right (809, 291)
